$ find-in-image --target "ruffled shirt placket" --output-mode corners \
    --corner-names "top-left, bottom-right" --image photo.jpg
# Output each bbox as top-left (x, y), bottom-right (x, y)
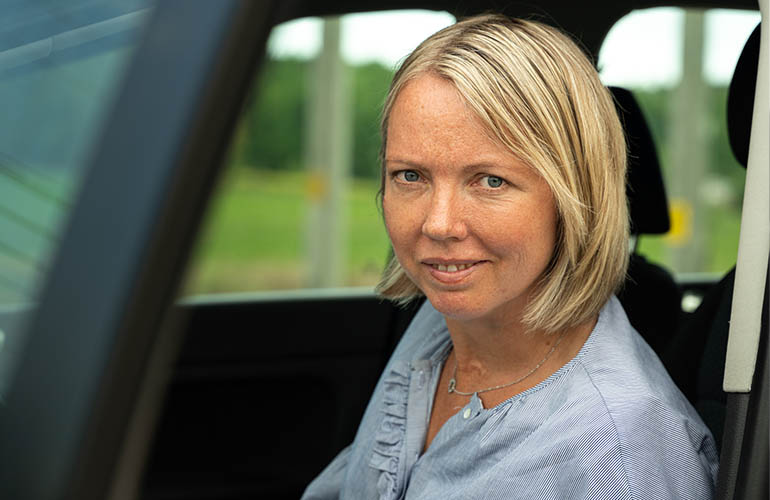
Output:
top-left (368, 356), bottom-right (443, 500)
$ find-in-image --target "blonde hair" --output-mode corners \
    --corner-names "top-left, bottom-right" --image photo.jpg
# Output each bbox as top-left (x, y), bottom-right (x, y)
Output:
top-left (375, 15), bottom-right (629, 333)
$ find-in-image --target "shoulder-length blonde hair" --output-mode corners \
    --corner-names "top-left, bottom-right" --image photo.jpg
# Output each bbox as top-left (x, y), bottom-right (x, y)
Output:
top-left (375, 14), bottom-right (629, 334)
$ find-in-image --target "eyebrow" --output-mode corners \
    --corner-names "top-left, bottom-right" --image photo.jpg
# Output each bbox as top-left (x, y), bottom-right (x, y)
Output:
top-left (383, 158), bottom-right (423, 169)
top-left (385, 158), bottom-right (525, 175)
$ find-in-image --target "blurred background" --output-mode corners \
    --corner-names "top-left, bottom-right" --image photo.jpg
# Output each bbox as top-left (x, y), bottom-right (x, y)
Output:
top-left (179, 7), bottom-right (759, 297)
top-left (0, 7), bottom-right (755, 305)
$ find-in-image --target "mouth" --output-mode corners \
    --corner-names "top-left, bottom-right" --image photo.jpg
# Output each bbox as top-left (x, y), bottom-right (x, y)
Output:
top-left (429, 262), bottom-right (475, 272)
top-left (421, 260), bottom-right (486, 284)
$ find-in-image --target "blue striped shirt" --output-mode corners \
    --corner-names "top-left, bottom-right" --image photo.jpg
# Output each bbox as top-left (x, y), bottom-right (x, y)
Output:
top-left (303, 296), bottom-right (718, 499)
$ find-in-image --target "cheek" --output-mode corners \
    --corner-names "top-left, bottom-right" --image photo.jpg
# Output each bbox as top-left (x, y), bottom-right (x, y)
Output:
top-left (382, 192), bottom-right (408, 245)
top-left (525, 204), bottom-right (559, 267)
top-left (383, 193), bottom-right (427, 267)
top-left (382, 192), bottom-right (395, 234)
top-left (537, 198), bottom-right (559, 252)
top-left (479, 202), bottom-right (558, 261)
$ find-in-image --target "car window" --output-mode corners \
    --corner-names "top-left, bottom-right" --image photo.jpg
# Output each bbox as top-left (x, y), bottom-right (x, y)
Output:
top-left (598, 7), bottom-right (760, 285)
top-left (180, 10), bottom-right (455, 298)
top-left (0, 0), bottom-right (153, 398)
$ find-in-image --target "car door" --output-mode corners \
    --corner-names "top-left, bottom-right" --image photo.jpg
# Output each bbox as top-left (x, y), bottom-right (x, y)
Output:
top-left (0, 1), bottom-right (282, 498)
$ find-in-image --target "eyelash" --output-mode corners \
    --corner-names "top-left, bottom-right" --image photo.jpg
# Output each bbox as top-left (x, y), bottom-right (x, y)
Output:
top-left (478, 175), bottom-right (507, 189)
top-left (390, 170), bottom-right (509, 190)
top-left (393, 170), bottom-right (421, 183)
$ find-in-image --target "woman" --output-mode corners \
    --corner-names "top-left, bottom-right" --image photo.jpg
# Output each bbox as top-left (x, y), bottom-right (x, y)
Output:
top-left (303, 15), bottom-right (717, 499)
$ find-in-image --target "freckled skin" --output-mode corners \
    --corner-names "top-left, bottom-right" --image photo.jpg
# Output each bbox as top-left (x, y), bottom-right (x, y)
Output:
top-left (383, 74), bottom-right (558, 327)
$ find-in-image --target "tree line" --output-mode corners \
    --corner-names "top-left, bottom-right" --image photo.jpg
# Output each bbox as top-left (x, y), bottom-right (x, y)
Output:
top-left (231, 57), bottom-right (745, 199)
top-left (231, 57), bottom-right (392, 179)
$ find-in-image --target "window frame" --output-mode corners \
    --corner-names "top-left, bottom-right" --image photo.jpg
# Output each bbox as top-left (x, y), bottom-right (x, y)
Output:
top-left (0, 2), bottom-right (277, 498)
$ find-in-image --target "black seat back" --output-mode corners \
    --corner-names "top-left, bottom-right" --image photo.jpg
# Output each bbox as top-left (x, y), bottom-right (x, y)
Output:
top-left (611, 87), bottom-right (681, 355)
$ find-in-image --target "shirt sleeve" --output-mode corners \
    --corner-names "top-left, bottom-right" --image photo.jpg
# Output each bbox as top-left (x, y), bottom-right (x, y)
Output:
top-left (605, 395), bottom-right (718, 500)
top-left (300, 444), bottom-right (352, 500)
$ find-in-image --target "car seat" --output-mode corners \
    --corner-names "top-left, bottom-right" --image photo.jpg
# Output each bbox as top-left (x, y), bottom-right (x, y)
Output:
top-left (663, 23), bottom-right (761, 450)
top-left (610, 86), bottom-right (682, 356)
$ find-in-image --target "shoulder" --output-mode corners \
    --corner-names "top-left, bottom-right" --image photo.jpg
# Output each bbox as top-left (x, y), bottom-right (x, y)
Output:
top-left (572, 297), bottom-right (719, 498)
top-left (578, 297), bottom-right (711, 436)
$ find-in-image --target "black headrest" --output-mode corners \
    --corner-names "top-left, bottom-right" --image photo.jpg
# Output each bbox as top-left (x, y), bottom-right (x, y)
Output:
top-left (610, 86), bottom-right (670, 235)
top-left (727, 23), bottom-right (760, 168)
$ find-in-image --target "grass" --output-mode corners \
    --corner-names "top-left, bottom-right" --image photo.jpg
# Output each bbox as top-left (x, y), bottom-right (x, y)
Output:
top-left (636, 205), bottom-right (741, 275)
top-left (182, 166), bottom-right (390, 294)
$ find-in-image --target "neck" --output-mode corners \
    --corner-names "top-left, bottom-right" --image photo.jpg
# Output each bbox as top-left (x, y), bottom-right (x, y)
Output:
top-left (444, 312), bottom-right (597, 394)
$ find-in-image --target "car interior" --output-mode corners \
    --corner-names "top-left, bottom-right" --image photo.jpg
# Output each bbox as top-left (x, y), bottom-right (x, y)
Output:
top-left (0, 1), bottom-right (766, 500)
top-left (143, 5), bottom-right (767, 500)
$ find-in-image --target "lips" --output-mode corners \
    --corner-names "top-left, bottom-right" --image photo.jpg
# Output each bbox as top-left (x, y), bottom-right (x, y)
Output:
top-left (431, 263), bottom-right (472, 272)
top-left (422, 259), bottom-right (486, 284)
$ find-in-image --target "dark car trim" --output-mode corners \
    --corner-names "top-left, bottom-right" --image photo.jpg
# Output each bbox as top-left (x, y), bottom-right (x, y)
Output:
top-left (0, 2), bottom-right (277, 499)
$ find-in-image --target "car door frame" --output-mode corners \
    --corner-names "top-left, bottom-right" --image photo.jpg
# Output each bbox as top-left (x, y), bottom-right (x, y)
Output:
top-left (0, 2), bottom-right (280, 499)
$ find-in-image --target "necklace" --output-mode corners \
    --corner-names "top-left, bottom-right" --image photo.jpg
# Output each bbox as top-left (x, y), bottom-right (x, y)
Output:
top-left (447, 329), bottom-right (569, 396)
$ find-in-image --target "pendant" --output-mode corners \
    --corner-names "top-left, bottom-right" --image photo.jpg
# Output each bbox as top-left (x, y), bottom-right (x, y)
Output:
top-left (448, 378), bottom-right (456, 394)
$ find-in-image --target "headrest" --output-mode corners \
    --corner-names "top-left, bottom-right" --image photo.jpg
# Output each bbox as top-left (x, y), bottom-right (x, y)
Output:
top-left (727, 23), bottom-right (760, 168)
top-left (610, 86), bottom-right (670, 235)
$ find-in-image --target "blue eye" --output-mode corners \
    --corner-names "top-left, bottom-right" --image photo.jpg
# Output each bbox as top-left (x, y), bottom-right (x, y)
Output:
top-left (398, 170), bottom-right (420, 182)
top-left (482, 175), bottom-right (505, 188)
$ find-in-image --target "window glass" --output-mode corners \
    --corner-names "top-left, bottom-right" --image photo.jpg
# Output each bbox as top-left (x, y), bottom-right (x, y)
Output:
top-left (0, 0), bottom-right (153, 396)
top-left (182, 11), bottom-right (455, 296)
top-left (598, 7), bottom-right (760, 277)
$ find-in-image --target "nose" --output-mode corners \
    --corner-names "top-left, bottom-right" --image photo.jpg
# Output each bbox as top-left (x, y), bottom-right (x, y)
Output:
top-left (421, 188), bottom-right (468, 241)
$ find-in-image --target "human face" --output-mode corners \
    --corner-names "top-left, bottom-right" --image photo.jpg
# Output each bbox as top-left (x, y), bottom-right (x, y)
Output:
top-left (383, 73), bottom-right (558, 324)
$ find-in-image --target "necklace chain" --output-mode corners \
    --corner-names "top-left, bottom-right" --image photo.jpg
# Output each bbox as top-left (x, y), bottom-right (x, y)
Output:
top-left (447, 330), bottom-right (569, 396)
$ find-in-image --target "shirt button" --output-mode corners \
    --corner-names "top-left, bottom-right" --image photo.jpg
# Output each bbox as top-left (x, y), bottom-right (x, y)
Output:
top-left (463, 408), bottom-right (472, 419)
top-left (418, 370), bottom-right (426, 388)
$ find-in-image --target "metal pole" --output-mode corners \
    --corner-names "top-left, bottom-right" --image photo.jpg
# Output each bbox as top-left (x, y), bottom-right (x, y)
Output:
top-left (668, 10), bottom-right (707, 273)
top-left (304, 18), bottom-right (351, 287)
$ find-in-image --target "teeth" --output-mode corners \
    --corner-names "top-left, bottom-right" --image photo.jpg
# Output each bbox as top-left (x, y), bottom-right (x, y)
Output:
top-left (433, 263), bottom-right (471, 272)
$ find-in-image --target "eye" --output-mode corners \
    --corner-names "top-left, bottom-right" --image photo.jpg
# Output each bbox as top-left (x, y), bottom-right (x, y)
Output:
top-left (480, 175), bottom-right (506, 188)
top-left (395, 170), bottom-right (421, 182)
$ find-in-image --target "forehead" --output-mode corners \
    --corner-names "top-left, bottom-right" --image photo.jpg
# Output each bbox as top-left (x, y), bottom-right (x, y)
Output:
top-left (389, 74), bottom-right (475, 130)
top-left (388, 75), bottom-right (498, 154)
top-left (386, 73), bottom-right (531, 173)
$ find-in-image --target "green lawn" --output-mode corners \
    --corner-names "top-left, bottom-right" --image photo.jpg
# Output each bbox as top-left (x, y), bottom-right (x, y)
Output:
top-left (636, 205), bottom-right (741, 275)
top-left (182, 166), bottom-right (390, 294)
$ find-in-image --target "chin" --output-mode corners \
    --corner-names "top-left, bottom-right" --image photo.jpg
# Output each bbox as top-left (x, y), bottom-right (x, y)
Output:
top-left (424, 292), bottom-right (491, 322)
